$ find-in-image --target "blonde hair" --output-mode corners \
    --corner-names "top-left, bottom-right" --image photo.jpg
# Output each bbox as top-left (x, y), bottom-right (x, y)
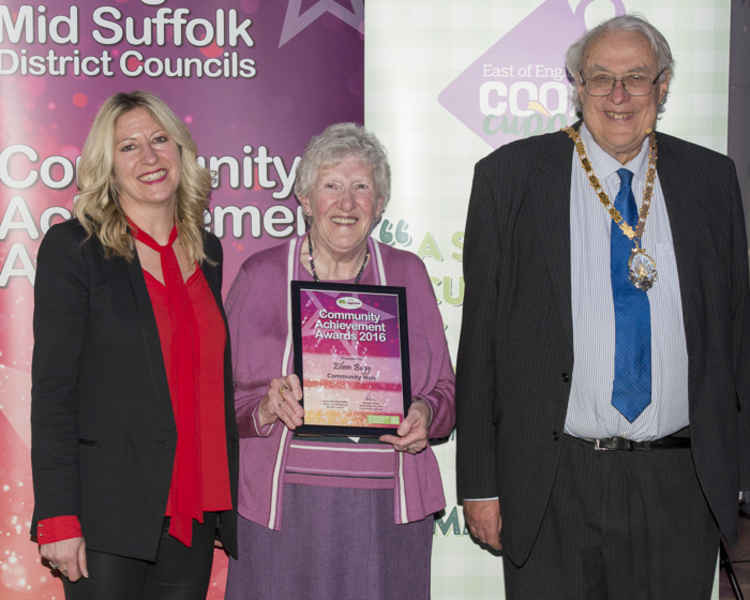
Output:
top-left (74, 91), bottom-right (211, 263)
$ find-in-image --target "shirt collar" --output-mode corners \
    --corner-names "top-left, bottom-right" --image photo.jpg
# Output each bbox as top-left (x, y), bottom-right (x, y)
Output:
top-left (579, 123), bottom-right (650, 182)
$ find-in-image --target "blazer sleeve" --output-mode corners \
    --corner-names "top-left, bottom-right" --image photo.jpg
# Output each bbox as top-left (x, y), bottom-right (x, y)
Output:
top-left (31, 223), bottom-right (90, 536)
top-left (726, 160), bottom-right (750, 490)
top-left (224, 259), bottom-right (277, 438)
top-left (455, 158), bottom-right (502, 501)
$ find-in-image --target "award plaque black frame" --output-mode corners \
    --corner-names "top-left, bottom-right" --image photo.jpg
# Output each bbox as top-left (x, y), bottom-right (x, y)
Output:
top-left (291, 280), bottom-right (412, 437)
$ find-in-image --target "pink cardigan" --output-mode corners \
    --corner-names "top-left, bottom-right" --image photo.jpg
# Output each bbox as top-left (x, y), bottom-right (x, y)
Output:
top-left (225, 237), bottom-right (455, 529)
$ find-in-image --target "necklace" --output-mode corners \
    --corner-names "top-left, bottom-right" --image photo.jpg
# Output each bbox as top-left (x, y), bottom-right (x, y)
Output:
top-left (564, 126), bottom-right (659, 291)
top-left (307, 234), bottom-right (369, 284)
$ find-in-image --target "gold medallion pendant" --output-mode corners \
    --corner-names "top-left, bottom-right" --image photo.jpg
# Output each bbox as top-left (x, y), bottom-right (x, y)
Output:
top-left (628, 247), bottom-right (658, 291)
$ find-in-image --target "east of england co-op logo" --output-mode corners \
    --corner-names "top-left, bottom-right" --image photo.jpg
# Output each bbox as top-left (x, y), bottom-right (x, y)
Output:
top-left (439, 0), bottom-right (625, 148)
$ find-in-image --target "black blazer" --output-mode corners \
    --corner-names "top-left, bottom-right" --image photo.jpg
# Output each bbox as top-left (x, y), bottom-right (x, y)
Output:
top-left (30, 219), bottom-right (238, 561)
top-left (456, 128), bottom-right (750, 565)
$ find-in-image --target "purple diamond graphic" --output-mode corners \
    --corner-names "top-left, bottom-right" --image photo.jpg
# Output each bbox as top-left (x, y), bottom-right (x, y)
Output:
top-left (439, 0), bottom-right (625, 148)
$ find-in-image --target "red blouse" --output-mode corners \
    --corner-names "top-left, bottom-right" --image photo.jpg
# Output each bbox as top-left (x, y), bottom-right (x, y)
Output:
top-left (37, 267), bottom-right (231, 545)
top-left (145, 267), bottom-right (232, 518)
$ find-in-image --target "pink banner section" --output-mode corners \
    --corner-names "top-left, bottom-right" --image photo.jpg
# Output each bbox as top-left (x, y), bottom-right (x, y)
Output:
top-left (0, 1), bottom-right (363, 598)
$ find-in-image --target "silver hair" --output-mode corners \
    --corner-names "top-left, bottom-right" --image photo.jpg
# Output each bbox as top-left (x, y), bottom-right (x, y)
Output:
top-left (565, 14), bottom-right (674, 115)
top-left (293, 122), bottom-right (391, 208)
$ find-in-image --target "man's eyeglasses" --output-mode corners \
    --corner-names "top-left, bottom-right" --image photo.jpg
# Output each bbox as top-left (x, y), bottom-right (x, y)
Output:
top-left (579, 68), bottom-right (666, 97)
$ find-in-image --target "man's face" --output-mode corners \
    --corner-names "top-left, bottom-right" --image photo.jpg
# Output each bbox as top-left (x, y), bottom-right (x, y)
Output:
top-left (577, 29), bottom-right (670, 164)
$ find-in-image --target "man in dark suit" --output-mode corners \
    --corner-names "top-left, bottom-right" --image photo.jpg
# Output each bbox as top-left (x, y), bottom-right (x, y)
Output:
top-left (456, 14), bottom-right (750, 599)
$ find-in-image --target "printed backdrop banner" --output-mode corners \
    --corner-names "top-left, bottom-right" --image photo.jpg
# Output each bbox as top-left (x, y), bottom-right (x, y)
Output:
top-left (0, 0), bottom-right (734, 599)
top-left (0, 1), bottom-right (363, 598)
top-left (366, 1), bottom-right (730, 598)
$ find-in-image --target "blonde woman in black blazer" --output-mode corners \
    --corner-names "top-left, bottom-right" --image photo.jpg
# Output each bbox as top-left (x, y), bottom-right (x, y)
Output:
top-left (31, 91), bottom-right (238, 600)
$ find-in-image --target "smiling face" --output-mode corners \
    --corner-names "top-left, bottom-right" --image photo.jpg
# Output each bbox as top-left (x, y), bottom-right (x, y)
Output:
top-left (577, 29), bottom-right (670, 164)
top-left (112, 107), bottom-right (181, 218)
top-left (300, 155), bottom-right (384, 259)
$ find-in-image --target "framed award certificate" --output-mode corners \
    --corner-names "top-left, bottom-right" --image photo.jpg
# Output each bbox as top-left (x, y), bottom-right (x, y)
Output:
top-left (291, 281), bottom-right (412, 437)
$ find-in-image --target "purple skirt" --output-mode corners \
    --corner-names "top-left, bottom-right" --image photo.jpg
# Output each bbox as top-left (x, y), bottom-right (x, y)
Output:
top-left (225, 483), bottom-right (433, 600)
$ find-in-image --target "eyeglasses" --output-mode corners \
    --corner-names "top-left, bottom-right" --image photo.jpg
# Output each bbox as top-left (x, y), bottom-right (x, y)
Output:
top-left (579, 68), bottom-right (666, 97)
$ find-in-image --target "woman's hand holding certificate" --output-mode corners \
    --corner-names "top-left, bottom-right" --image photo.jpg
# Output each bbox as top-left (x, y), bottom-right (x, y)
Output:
top-left (379, 399), bottom-right (432, 454)
top-left (258, 374), bottom-right (304, 430)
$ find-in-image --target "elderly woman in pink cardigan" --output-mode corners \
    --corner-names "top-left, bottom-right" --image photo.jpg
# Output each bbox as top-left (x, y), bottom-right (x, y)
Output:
top-left (224, 123), bottom-right (455, 600)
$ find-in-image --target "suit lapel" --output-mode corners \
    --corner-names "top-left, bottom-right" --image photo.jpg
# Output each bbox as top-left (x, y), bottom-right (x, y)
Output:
top-left (655, 134), bottom-right (703, 385)
top-left (199, 239), bottom-right (230, 328)
top-left (125, 256), bottom-right (173, 424)
top-left (533, 130), bottom-right (575, 346)
top-left (200, 260), bottom-right (223, 311)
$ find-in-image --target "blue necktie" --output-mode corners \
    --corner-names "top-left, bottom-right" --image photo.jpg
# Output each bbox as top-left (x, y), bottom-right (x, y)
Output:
top-left (611, 169), bottom-right (651, 422)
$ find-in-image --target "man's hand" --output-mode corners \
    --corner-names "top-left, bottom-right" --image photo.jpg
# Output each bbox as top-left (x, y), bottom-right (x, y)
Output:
top-left (40, 537), bottom-right (88, 581)
top-left (463, 499), bottom-right (502, 551)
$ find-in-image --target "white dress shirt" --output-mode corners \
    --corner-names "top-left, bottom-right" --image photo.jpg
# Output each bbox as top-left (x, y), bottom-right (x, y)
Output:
top-left (563, 124), bottom-right (689, 441)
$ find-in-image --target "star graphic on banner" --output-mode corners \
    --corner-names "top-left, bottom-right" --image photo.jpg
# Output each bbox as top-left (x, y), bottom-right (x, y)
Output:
top-left (279, 0), bottom-right (364, 47)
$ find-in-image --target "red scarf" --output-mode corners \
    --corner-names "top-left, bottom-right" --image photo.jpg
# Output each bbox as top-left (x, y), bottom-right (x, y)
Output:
top-left (129, 219), bottom-right (202, 546)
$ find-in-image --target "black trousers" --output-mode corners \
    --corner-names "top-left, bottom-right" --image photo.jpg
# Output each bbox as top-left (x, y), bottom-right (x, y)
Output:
top-left (503, 435), bottom-right (719, 600)
top-left (63, 514), bottom-right (217, 600)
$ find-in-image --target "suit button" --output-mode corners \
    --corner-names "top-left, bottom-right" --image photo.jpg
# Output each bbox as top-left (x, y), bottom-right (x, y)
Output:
top-left (561, 372), bottom-right (570, 383)
top-left (552, 431), bottom-right (560, 441)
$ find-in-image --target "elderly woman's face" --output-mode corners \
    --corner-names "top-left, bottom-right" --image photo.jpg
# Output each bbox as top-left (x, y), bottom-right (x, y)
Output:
top-left (112, 107), bottom-right (181, 216)
top-left (301, 155), bottom-right (384, 255)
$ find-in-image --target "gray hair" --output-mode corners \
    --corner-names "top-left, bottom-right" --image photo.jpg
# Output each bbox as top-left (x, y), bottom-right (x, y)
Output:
top-left (565, 14), bottom-right (674, 115)
top-left (293, 122), bottom-right (391, 207)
